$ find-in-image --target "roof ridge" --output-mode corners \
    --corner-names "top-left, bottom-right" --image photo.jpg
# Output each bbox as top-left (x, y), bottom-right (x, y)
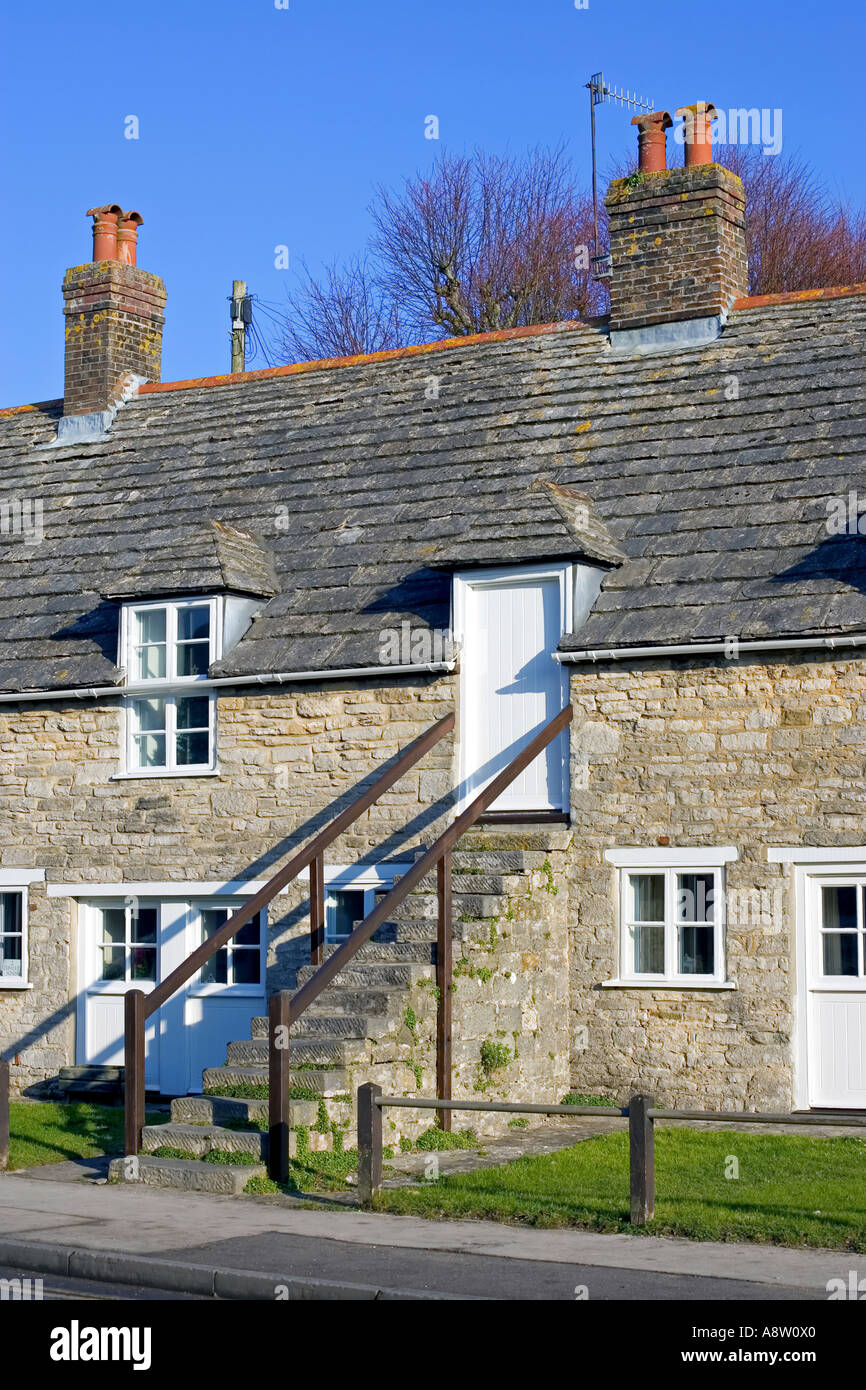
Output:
top-left (135, 319), bottom-right (590, 398)
top-left (732, 283), bottom-right (866, 310)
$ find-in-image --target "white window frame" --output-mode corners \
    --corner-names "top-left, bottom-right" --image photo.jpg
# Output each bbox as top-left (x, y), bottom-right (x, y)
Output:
top-left (119, 596), bottom-right (221, 776)
top-left (603, 848), bottom-right (738, 989)
top-left (88, 898), bottom-right (160, 993)
top-left (300, 863), bottom-right (412, 946)
top-left (188, 899), bottom-right (266, 998)
top-left (0, 886), bottom-right (29, 989)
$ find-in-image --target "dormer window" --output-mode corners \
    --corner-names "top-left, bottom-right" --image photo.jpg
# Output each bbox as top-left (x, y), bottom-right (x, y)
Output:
top-left (121, 597), bottom-right (219, 775)
top-left (129, 599), bottom-right (215, 682)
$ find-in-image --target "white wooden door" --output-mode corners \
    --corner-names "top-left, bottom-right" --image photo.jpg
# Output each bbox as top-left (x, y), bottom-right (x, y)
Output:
top-left (806, 877), bottom-right (866, 1108)
top-left (77, 900), bottom-right (161, 1088)
top-left (458, 567), bottom-right (569, 813)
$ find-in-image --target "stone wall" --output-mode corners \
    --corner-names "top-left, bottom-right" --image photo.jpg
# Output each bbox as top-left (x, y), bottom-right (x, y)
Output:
top-left (0, 673), bottom-right (456, 1094)
top-left (566, 651), bottom-right (866, 1111)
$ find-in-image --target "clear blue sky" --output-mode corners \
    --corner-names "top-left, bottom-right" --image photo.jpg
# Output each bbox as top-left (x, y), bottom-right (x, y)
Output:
top-left (0, 0), bottom-right (862, 407)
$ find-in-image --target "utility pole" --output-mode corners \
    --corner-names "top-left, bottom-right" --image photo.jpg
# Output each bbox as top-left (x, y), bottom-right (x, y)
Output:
top-left (230, 280), bottom-right (251, 373)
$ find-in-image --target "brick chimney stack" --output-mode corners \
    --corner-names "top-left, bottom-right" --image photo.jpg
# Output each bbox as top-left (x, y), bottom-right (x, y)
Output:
top-left (605, 103), bottom-right (748, 345)
top-left (61, 206), bottom-right (166, 422)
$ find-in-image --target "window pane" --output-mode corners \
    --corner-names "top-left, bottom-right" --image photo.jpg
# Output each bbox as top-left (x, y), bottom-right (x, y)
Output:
top-left (135, 733), bottom-right (167, 768)
top-left (176, 642), bottom-right (210, 678)
top-left (201, 952), bottom-right (228, 985)
top-left (677, 873), bottom-right (715, 923)
top-left (0, 933), bottom-right (22, 977)
top-left (329, 890), bottom-right (366, 941)
top-left (130, 947), bottom-right (156, 982)
top-left (233, 950), bottom-right (261, 985)
top-left (131, 908), bottom-right (158, 943)
top-left (135, 610), bottom-right (167, 645)
top-left (100, 946), bottom-right (125, 981)
top-left (177, 696), bottom-right (210, 730)
top-left (101, 908), bottom-right (126, 945)
top-left (201, 909), bottom-right (228, 984)
top-left (0, 892), bottom-right (22, 934)
top-left (630, 874), bottom-right (664, 922)
top-left (134, 644), bottom-right (167, 681)
top-left (633, 924), bottom-right (665, 974)
top-left (133, 698), bottom-right (166, 732)
top-left (236, 916), bottom-right (260, 946)
top-left (679, 925), bottom-right (714, 974)
top-left (177, 606), bottom-right (210, 642)
top-left (822, 885), bottom-right (857, 932)
top-left (823, 933), bottom-right (859, 976)
top-left (176, 730), bottom-right (210, 766)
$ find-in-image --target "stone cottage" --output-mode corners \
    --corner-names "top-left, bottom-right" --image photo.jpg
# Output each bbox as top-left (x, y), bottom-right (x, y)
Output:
top-left (2, 108), bottom-right (866, 1184)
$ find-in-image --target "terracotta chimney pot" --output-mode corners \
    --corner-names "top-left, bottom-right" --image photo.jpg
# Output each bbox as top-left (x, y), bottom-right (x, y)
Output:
top-left (675, 102), bottom-right (718, 166)
top-left (631, 110), bottom-right (673, 173)
top-left (86, 204), bottom-right (122, 261)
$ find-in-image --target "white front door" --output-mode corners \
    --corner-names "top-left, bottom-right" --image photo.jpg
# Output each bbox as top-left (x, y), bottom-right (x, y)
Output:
top-left (457, 566), bottom-right (569, 813)
top-left (805, 877), bottom-right (866, 1108)
top-left (77, 897), bottom-right (265, 1094)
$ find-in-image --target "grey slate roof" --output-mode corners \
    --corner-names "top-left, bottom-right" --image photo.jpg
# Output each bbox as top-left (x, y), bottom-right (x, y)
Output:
top-left (102, 519), bottom-right (278, 601)
top-left (0, 292), bottom-right (865, 693)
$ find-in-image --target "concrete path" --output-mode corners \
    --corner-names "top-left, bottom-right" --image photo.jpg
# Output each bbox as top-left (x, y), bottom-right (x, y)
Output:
top-left (0, 1168), bottom-right (860, 1299)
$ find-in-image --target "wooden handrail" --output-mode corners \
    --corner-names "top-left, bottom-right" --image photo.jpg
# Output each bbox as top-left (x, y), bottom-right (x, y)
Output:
top-left (143, 712), bottom-right (455, 1020)
top-left (267, 703), bottom-right (573, 1177)
top-left (288, 705), bottom-right (572, 1018)
top-left (123, 711), bottom-right (455, 1157)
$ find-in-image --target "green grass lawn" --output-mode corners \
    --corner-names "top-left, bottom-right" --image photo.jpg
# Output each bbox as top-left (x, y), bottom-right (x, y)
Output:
top-left (375, 1128), bottom-right (866, 1251)
top-left (6, 1101), bottom-right (165, 1171)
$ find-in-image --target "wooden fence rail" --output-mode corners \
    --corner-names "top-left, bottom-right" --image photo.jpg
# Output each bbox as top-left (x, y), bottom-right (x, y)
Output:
top-left (357, 1085), bottom-right (866, 1221)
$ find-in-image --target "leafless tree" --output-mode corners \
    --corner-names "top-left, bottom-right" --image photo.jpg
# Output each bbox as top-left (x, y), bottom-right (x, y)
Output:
top-left (273, 257), bottom-right (404, 362)
top-left (711, 144), bottom-right (866, 295)
top-left (371, 146), bottom-right (602, 338)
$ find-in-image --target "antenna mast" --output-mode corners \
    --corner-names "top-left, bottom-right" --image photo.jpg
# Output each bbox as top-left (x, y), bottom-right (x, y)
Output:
top-left (586, 72), bottom-right (655, 279)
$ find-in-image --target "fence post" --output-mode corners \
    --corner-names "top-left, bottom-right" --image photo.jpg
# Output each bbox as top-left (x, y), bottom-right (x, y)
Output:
top-left (123, 989), bottom-right (146, 1157)
top-left (436, 851), bottom-right (453, 1132)
top-left (310, 853), bottom-right (325, 966)
top-left (268, 990), bottom-right (292, 1182)
top-left (357, 1082), bottom-right (382, 1207)
top-left (629, 1093), bottom-right (655, 1225)
top-left (0, 1059), bottom-right (9, 1171)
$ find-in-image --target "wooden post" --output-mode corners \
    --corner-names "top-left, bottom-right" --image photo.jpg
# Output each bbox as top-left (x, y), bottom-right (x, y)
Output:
top-left (123, 990), bottom-right (146, 1157)
top-left (629, 1093), bottom-right (655, 1225)
top-left (310, 853), bottom-right (325, 967)
top-left (231, 279), bottom-right (247, 374)
top-left (0, 1059), bottom-right (9, 1171)
top-left (268, 990), bottom-right (291, 1182)
top-left (357, 1082), bottom-right (382, 1207)
top-left (436, 852), bottom-right (453, 1131)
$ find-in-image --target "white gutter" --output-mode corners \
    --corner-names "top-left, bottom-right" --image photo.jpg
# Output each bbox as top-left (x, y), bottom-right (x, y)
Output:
top-left (0, 659), bottom-right (456, 705)
top-left (557, 634), bottom-right (866, 664)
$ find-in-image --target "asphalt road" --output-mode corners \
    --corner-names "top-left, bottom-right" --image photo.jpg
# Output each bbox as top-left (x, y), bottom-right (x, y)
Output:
top-left (0, 1233), bottom-right (828, 1300)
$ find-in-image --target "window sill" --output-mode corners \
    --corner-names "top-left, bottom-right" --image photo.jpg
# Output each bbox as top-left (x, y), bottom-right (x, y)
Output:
top-left (600, 978), bottom-right (737, 991)
top-left (187, 986), bottom-right (264, 999)
top-left (110, 767), bottom-right (221, 781)
top-left (0, 980), bottom-right (32, 990)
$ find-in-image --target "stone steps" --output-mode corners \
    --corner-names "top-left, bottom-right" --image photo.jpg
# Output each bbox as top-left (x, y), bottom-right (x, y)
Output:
top-left (107, 821), bottom-right (567, 1194)
top-left (295, 960), bottom-right (425, 990)
top-left (226, 1035), bottom-right (370, 1067)
top-left (109, 1155), bottom-right (265, 1194)
top-left (141, 1122), bottom-right (269, 1159)
top-left (202, 1063), bottom-right (348, 1094)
